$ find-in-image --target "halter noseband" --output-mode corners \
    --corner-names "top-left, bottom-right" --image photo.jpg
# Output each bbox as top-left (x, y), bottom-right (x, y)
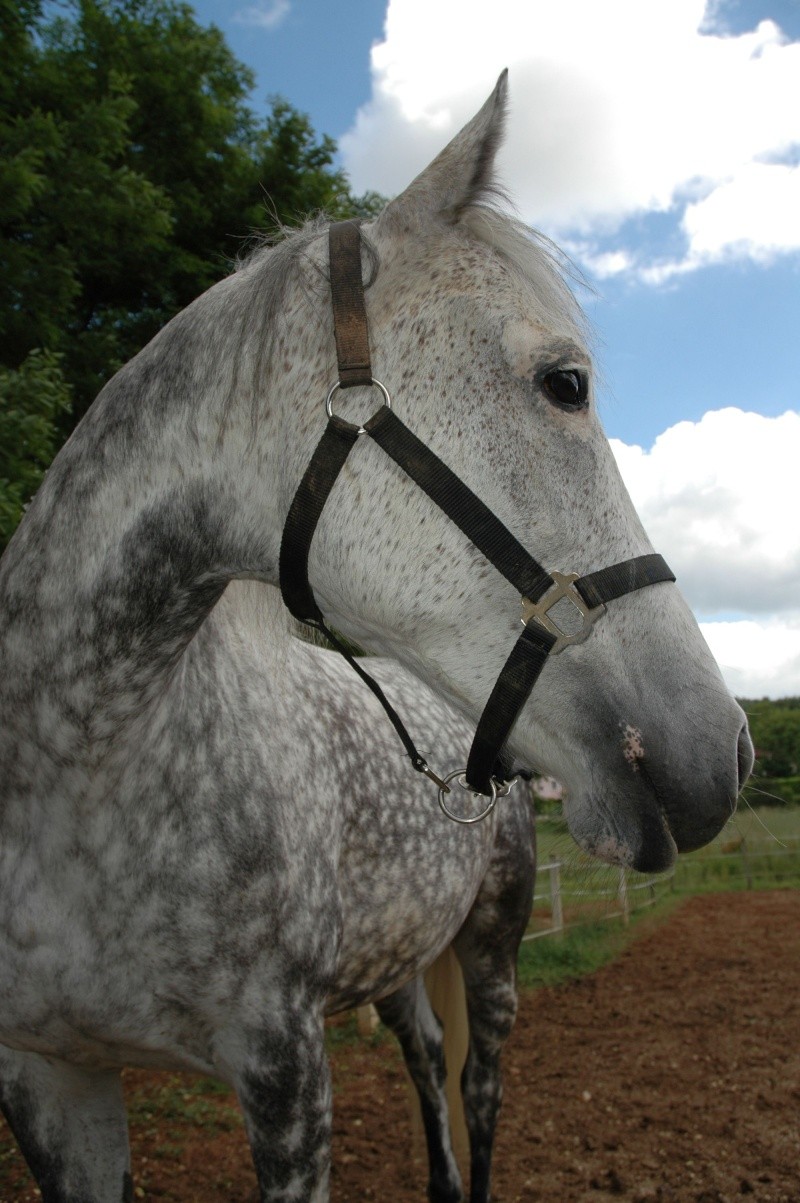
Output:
top-left (279, 221), bottom-right (675, 823)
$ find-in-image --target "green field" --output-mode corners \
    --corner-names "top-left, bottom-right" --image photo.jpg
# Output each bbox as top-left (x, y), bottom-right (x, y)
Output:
top-left (519, 803), bottom-right (800, 988)
top-left (534, 801), bottom-right (800, 894)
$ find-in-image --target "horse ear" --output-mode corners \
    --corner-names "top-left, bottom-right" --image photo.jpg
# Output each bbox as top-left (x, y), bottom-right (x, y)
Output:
top-left (380, 70), bottom-right (509, 225)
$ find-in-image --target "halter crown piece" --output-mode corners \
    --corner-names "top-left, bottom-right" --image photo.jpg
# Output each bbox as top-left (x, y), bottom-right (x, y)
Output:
top-left (279, 221), bottom-right (675, 824)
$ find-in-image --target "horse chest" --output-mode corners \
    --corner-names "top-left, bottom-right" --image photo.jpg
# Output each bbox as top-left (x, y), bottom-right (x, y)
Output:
top-left (328, 813), bottom-right (496, 1013)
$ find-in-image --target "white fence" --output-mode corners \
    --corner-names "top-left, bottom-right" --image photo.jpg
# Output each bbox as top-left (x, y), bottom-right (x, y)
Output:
top-left (524, 834), bottom-right (800, 942)
top-left (522, 856), bottom-right (671, 941)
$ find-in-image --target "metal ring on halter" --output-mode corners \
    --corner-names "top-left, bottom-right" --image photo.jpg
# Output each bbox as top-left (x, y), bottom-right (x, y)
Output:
top-left (438, 770), bottom-right (499, 825)
top-left (325, 379), bottom-right (391, 435)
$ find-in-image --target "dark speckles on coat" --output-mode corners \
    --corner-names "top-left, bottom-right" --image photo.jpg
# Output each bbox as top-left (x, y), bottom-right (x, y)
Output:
top-left (0, 73), bottom-right (745, 1203)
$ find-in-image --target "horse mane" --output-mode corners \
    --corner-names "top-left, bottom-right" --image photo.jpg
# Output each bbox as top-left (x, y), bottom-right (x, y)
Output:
top-left (237, 201), bottom-right (585, 334)
top-left (211, 222), bottom-right (329, 435)
top-left (225, 202), bottom-right (589, 433)
top-left (460, 203), bottom-right (591, 343)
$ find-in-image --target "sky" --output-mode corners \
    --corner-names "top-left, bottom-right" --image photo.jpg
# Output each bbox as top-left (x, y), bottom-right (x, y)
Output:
top-left (189, 0), bottom-right (800, 698)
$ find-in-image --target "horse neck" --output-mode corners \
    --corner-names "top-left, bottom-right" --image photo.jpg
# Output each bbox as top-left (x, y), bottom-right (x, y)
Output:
top-left (0, 260), bottom-right (310, 757)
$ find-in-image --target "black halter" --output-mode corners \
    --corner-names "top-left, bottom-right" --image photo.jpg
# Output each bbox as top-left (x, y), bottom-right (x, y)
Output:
top-left (279, 221), bottom-right (675, 821)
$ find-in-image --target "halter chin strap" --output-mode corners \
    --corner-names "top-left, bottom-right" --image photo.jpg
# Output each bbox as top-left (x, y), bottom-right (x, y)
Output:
top-left (279, 220), bottom-right (675, 813)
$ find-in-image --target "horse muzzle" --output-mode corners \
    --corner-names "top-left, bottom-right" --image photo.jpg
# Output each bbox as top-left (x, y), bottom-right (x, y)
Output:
top-left (567, 718), bottom-right (753, 874)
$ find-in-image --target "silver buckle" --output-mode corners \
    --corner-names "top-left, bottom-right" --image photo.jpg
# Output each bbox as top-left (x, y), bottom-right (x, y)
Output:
top-left (521, 571), bottom-right (605, 654)
top-left (438, 771), bottom-right (499, 825)
top-left (325, 378), bottom-right (391, 435)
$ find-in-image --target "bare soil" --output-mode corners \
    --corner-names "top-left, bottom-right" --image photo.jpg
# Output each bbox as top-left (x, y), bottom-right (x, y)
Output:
top-left (1, 891), bottom-right (799, 1202)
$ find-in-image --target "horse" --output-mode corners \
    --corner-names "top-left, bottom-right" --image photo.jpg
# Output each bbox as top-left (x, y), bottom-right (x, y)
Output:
top-left (284, 624), bottom-right (537, 1203)
top-left (0, 579), bottom-right (536, 1203)
top-left (0, 71), bottom-right (752, 1202)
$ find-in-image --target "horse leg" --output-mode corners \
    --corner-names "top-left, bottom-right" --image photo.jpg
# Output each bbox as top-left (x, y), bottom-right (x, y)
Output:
top-left (0, 1045), bottom-right (131, 1202)
top-left (453, 806), bottom-right (536, 1203)
top-left (376, 977), bottom-right (464, 1203)
top-left (451, 950), bottom-right (515, 1203)
top-left (221, 1007), bottom-right (333, 1203)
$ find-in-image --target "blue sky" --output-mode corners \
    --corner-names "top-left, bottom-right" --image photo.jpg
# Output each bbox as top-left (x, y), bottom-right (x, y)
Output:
top-left (188, 0), bottom-right (800, 441)
top-left (188, 0), bottom-right (799, 695)
top-left (189, 0), bottom-right (385, 144)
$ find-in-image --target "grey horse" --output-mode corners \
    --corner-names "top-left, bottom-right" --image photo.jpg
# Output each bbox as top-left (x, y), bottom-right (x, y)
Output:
top-left (0, 73), bottom-right (751, 1202)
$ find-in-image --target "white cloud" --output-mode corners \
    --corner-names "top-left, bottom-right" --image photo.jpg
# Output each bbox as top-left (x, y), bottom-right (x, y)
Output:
top-left (610, 408), bottom-right (800, 616)
top-left (574, 247), bottom-right (635, 279)
top-left (639, 161), bottom-right (800, 283)
top-left (700, 616), bottom-right (800, 698)
top-left (611, 408), bottom-right (800, 697)
top-left (684, 162), bottom-right (800, 259)
top-left (233, 0), bottom-right (290, 30)
top-left (341, 1), bottom-right (800, 278)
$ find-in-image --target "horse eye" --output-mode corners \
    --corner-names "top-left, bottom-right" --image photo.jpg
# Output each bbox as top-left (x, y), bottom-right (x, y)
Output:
top-left (543, 369), bottom-right (587, 409)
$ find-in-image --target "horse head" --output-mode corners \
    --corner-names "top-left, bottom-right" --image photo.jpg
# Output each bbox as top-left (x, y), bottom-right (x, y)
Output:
top-left (278, 73), bottom-right (752, 872)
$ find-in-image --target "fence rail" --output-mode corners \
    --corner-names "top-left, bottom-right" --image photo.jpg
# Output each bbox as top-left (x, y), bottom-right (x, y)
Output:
top-left (523, 858), bottom-right (671, 941)
top-left (524, 834), bottom-right (800, 942)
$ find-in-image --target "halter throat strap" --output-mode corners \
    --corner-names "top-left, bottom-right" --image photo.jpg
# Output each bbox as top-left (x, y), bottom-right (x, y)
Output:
top-left (279, 221), bottom-right (675, 804)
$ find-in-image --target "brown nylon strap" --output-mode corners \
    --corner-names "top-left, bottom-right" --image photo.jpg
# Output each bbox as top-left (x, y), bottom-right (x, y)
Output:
top-left (329, 221), bottom-right (373, 388)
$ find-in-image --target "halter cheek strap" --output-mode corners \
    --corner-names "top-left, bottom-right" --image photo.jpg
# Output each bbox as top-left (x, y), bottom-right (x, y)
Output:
top-left (279, 221), bottom-right (675, 816)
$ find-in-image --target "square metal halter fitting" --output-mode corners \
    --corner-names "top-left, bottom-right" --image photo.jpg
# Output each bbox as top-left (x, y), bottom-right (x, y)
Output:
top-left (521, 571), bottom-right (605, 654)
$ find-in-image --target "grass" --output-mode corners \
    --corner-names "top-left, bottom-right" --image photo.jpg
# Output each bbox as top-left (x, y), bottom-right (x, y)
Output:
top-left (667, 800), bottom-right (800, 892)
top-left (519, 804), bottom-right (800, 990)
top-left (125, 1074), bottom-right (242, 1136)
top-left (325, 1010), bottom-right (390, 1051)
top-left (534, 803), bottom-right (800, 896)
top-left (517, 897), bottom-right (682, 989)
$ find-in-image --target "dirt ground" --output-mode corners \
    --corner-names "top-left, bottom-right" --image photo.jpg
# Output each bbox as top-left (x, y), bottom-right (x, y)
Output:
top-left (1, 891), bottom-right (799, 1202)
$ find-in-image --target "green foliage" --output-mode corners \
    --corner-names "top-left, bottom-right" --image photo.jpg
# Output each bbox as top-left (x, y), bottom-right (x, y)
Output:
top-left (0, 350), bottom-right (71, 546)
top-left (257, 97), bottom-right (384, 226)
top-left (0, 0), bottom-right (385, 550)
top-left (739, 697), bottom-right (800, 780)
top-left (743, 775), bottom-right (800, 807)
top-left (517, 921), bottom-right (624, 988)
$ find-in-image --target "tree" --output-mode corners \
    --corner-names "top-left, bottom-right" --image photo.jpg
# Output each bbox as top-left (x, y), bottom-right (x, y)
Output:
top-left (0, 350), bottom-right (71, 547)
top-left (739, 697), bottom-right (800, 779)
top-left (0, 0), bottom-right (383, 550)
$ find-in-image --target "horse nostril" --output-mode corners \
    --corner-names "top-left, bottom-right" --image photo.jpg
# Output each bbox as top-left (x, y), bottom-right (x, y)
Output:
top-left (737, 722), bottom-right (755, 790)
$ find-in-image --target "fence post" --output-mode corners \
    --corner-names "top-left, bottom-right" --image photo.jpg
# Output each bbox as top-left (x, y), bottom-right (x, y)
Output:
top-left (740, 838), bottom-right (753, 890)
top-left (548, 858), bottom-right (564, 936)
top-left (617, 867), bottom-right (630, 926)
top-left (356, 1004), bottom-right (379, 1036)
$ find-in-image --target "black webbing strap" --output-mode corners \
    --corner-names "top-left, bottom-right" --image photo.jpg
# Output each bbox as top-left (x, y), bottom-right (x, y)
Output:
top-left (364, 405), bottom-right (554, 603)
top-left (466, 623), bottom-right (556, 794)
top-left (464, 551), bottom-right (675, 793)
top-left (279, 218), bottom-right (679, 807)
top-left (576, 553), bottom-right (675, 609)
top-left (280, 419), bottom-right (360, 625)
top-left (278, 421), bottom-right (445, 786)
top-left (359, 405), bottom-right (675, 792)
top-left (279, 221), bottom-right (449, 791)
